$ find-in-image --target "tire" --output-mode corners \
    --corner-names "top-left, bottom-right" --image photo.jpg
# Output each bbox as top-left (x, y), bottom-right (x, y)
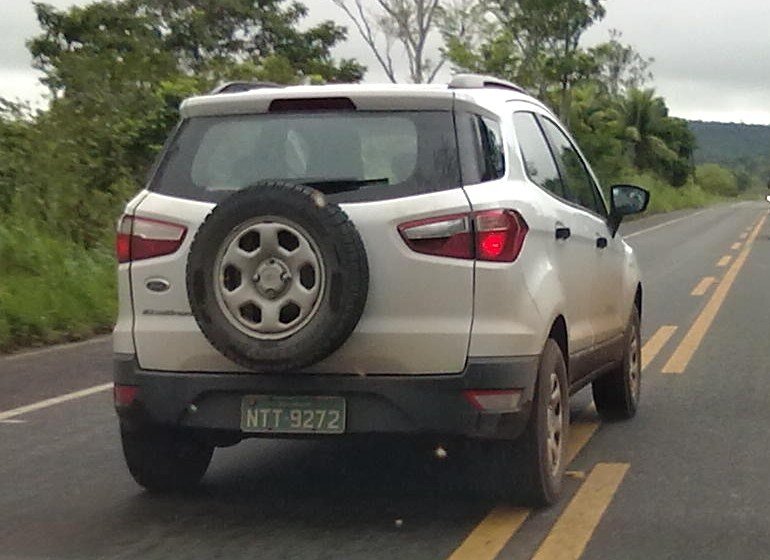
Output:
top-left (187, 182), bottom-right (369, 372)
top-left (491, 339), bottom-right (569, 507)
top-left (592, 306), bottom-right (641, 421)
top-left (121, 426), bottom-right (214, 492)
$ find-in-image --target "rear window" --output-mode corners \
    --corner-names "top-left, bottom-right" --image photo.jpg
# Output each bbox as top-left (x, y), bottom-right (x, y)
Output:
top-left (150, 111), bottom-right (461, 203)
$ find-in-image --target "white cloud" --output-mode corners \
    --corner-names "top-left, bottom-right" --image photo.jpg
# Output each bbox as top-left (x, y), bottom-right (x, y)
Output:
top-left (0, 69), bottom-right (47, 106)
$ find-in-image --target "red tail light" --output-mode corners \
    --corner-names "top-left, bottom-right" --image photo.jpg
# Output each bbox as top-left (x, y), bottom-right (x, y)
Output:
top-left (398, 213), bottom-right (473, 259)
top-left (399, 209), bottom-right (527, 262)
top-left (113, 384), bottom-right (138, 407)
top-left (116, 215), bottom-right (187, 263)
top-left (475, 210), bottom-right (529, 262)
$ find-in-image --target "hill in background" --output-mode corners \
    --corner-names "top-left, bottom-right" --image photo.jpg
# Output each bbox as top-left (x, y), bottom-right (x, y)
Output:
top-left (689, 120), bottom-right (770, 165)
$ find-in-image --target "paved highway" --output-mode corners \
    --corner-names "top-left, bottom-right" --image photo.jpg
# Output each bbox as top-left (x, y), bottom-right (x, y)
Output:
top-left (1, 200), bottom-right (768, 559)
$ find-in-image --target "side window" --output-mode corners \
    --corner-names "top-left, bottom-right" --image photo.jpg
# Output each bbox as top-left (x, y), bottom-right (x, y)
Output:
top-left (456, 113), bottom-right (484, 185)
top-left (477, 116), bottom-right (505, 181)
top-left (456, 113), bottom-right (506, 184)
top-left (512, 112), bottom-right (564, 197)
top-left (539, 117), bottom-right (606, 216)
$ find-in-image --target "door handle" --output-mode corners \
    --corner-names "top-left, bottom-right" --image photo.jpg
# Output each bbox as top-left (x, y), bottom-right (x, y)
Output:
top-left (555, 226), bottom-right (571, 240)
top-left (596, 237), bottom-right (608, 249)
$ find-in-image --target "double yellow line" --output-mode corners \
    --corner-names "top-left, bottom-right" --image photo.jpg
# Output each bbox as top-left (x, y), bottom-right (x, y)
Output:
top-left (662, 212), bottom-right (767, 374)
top-left (447, 419), bottom-right (626, 560)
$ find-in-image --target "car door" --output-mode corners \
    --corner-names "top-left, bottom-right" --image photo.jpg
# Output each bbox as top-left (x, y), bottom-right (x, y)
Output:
top-left (512, 111), bottom-right (596, 358)
top-left (536, 116), bottom-right (626, 348)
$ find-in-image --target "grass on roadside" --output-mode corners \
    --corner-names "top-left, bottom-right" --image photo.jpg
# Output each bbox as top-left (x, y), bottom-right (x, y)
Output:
top-left (0, 220), bottom-right (116, 352)
top-left (611, 170), bottom-right (720, 214)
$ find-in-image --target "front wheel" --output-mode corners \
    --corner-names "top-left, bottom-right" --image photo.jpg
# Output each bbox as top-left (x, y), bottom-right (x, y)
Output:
top-left (121, 426), bottom-right (214, 492)
top-left (592, 307), bottom-right (641, 420)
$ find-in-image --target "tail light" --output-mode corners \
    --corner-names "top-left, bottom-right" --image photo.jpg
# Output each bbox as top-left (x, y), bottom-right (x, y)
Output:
top-left (399, 209), bottom-right (527, 262)
top-left (116, 215), bottom-right (187, 263)
top-left (464, 389), bottom-right (523, 412)
top-left (113, 384), bottom-right (138, 407)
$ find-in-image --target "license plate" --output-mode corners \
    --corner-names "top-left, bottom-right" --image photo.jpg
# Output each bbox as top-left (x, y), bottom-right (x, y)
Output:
top-left (241, 395), bottom-right (346, 434)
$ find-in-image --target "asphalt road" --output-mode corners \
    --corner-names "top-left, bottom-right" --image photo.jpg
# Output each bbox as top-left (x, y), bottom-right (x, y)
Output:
top-left (2, 200), bottom-right (769, 560)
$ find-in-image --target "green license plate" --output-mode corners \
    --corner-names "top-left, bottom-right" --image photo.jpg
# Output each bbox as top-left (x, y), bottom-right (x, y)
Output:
top-left (241, 395), bottom-right (346, 434)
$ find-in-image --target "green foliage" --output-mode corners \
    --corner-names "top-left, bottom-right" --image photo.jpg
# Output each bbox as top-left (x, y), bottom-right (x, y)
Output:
top-left (0, 218), bottom-right (115, 351)
top-left (688, 120), bottom-right (770, 192)
top-left (619, 89), bottom-right (694, 186)
top-left (0, 102), bottom-right (35, 213)
top-left (440, 0), bottom-right (605, 108)
top-left (695, 163), bottom-right (739, 197)
top-left (610, 169), bottom-right (715, 214)
top-left (567, 83), bottom-right (625, 184)
top-left (589, 29), bottom-right (653, 97)
top-left (689, 120), bottom-right (770, 165)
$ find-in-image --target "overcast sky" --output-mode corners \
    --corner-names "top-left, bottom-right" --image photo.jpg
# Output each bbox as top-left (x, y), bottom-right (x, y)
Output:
top-left (2, 0), bottom-right (769, 124)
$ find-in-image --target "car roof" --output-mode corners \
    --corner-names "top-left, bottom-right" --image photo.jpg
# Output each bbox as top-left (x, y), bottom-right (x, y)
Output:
top-left (180, 80), bottom-right (550, 119)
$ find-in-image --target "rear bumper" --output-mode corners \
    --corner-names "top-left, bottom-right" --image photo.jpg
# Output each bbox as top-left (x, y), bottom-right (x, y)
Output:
top-left (113, 354), bottom-right (539, 441)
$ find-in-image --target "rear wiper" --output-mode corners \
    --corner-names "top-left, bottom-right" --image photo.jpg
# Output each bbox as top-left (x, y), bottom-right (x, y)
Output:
top-left (298, 178), bottom-right (389, 193)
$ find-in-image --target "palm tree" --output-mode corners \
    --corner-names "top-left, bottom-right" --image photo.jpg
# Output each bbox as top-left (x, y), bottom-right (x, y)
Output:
top-left (619, 88), bottom-right (694, 186)
top-left (620, 89), bottom-right (678, 170)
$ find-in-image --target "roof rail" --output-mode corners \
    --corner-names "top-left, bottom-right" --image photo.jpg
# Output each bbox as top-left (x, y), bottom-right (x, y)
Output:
top-left (209, 81), bottom-right (282, 94)
top-left (448, 73), bottom-right (529, 94)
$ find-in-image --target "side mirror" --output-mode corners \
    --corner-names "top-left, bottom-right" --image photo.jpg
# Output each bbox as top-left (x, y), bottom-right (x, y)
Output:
top-left (609, 184), bottom-right (650, 236)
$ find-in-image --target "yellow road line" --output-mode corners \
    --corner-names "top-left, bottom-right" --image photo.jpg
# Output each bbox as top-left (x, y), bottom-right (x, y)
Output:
top-left (530, 463), bottom-right (630, 560)
top-left (447, 419), bottom-right (600, 560)
top-left (0, 383), bottom-right (113, 421)
top-left (447, 506), bottom-right (530, 560)
top-left (641, 326), bottom-right (678, 370)
top-left (690, 277), bottom-right (716, 297)
top-left (716, 255), bottom-right (732, 267)
top-left (663, 213), bottom-right (767, 374)
top-left (731, 242), bottom-right (742, 251)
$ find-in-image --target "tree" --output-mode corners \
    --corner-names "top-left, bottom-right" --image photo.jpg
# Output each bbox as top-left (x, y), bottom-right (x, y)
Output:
top-left (333, 0), bottom-right (445, 83)
top-left (567, 83), bottom-right (626, 184)
top-left (620, 89), bottom-right (694, 186)
top-left (30, 0), bottom-right (364, 95)
top-left (590, 30), bottom-right (653, 97)
top-left (441, 0), bottom-right (605, 118)
top-left (0, 101), bottom-right (35, 213)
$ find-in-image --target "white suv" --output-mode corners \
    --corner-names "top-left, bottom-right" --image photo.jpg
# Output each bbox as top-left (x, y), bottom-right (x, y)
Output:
top-left (112, 74), bottom-right (649, 505)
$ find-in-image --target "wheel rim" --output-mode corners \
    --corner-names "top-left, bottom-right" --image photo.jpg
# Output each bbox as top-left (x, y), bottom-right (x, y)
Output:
top-left (628, 324), bottom-right (641, 404)
top-left (546, 371), bottom-right (564, 477)
top-left (213, 217), bottom-right (326, 340)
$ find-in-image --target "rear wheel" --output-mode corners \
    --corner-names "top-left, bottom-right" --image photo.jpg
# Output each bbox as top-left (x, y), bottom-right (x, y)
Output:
top-left (490, 339), bottom-right (569, 506)
top-left (121, 426), bottom-right (214, 492)
top-left (592, 307), bottom-right (641, 420)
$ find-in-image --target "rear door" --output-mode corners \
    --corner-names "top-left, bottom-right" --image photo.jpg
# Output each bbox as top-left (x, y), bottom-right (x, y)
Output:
top-left (511, 111), bottom-right (597, 357)
top-left (537, 116), bottom-right (625, 346)
top-left (129, 104), bottom-right (475, 375)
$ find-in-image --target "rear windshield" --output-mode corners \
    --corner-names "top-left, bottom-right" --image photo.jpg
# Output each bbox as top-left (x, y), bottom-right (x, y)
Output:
top-left (150, 111), bottom-right (461, 203)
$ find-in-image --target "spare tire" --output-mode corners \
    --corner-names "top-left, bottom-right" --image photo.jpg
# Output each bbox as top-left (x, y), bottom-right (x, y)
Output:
top-left (186, 182), bottom-right (369, 372)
